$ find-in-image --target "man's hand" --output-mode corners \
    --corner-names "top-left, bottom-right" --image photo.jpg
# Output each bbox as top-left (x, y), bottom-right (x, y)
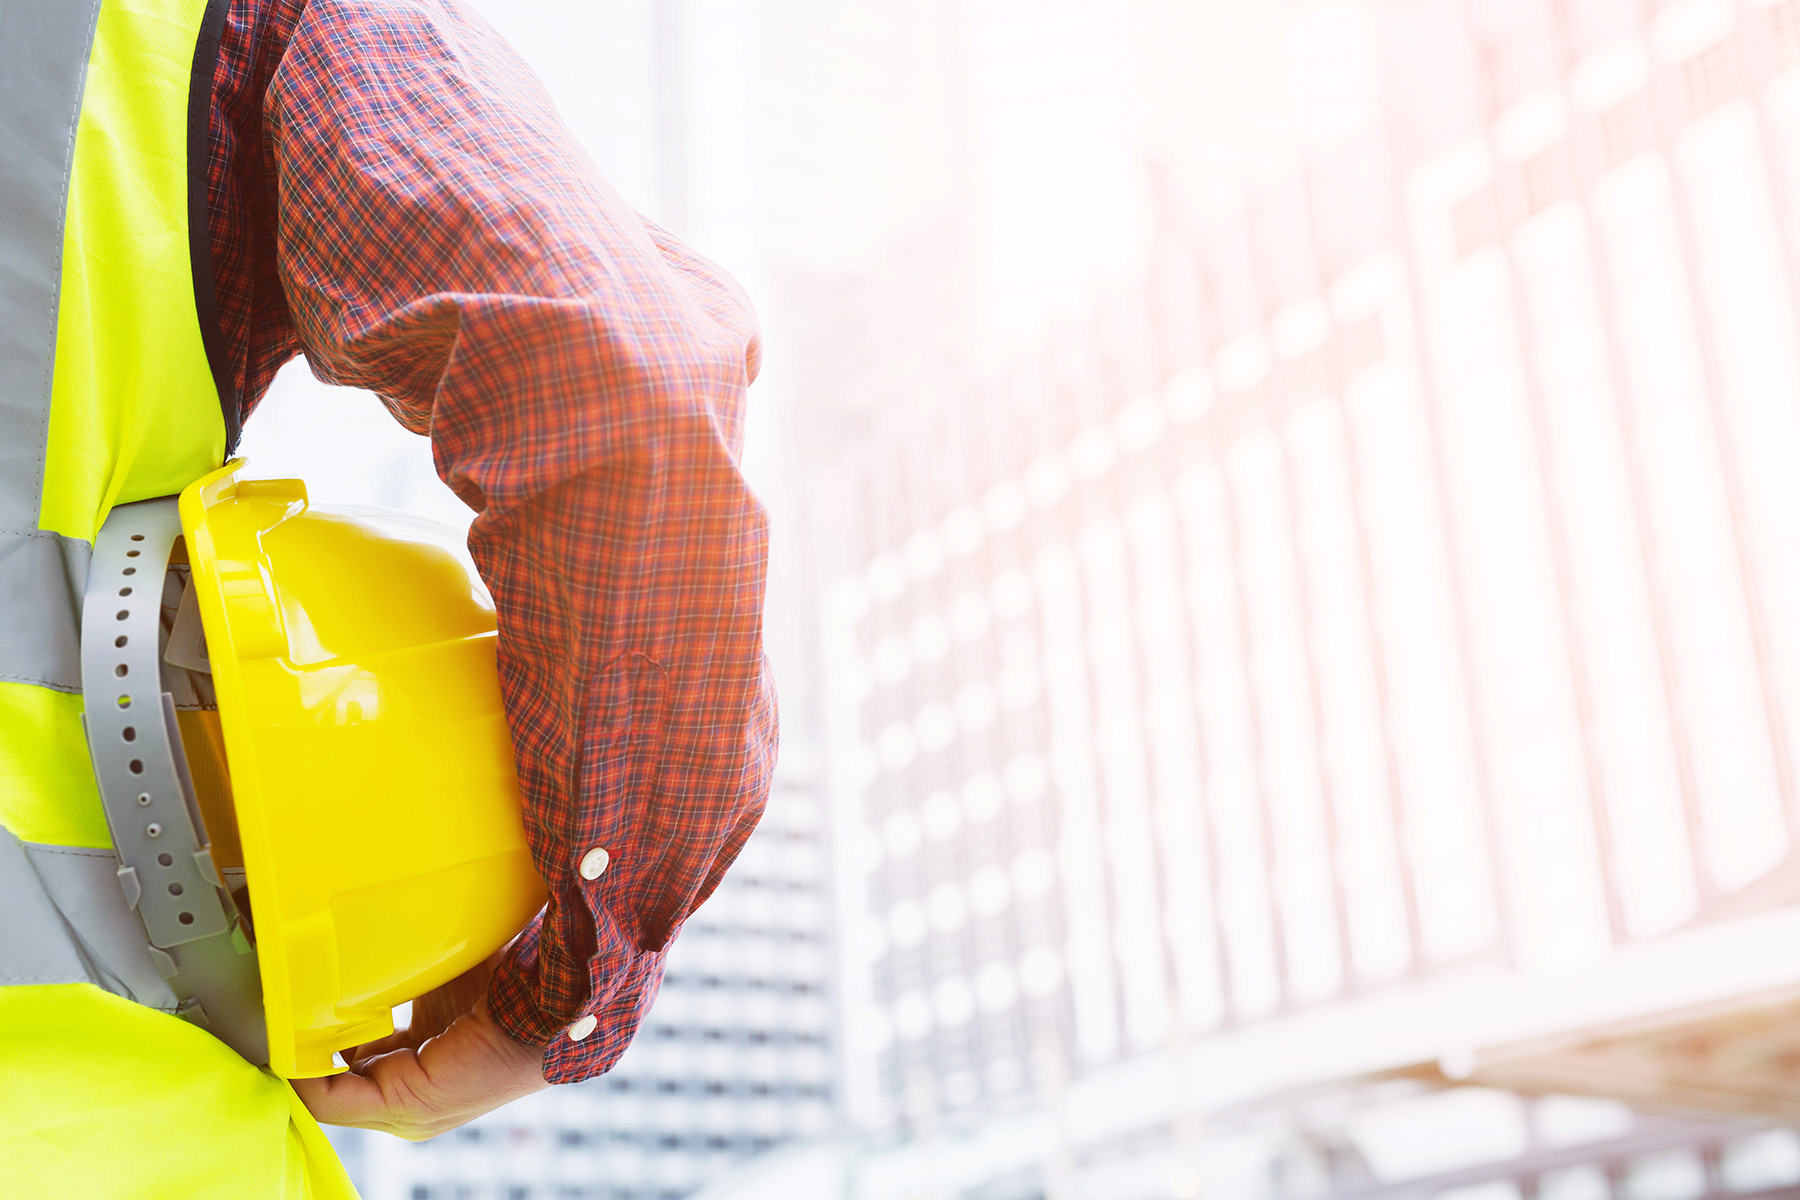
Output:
top-left (292, 953), bottom-right (549, 1141)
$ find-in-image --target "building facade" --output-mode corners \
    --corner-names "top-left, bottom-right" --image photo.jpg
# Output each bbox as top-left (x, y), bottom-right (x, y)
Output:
top-left (808, 0), bottom-right (1800, 1194)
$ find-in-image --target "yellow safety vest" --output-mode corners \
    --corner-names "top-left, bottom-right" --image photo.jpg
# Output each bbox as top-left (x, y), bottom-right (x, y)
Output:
top-left (0, 1), bottom-right (356, 1194)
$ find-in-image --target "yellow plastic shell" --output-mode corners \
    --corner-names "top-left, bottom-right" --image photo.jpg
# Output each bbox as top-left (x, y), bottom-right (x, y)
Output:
top-left (179, 461), bottom-right (547, 1078)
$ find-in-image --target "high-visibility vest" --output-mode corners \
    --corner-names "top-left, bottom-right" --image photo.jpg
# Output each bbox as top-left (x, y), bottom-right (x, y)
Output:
top-left (0, 1), bottom-right (356, 1194)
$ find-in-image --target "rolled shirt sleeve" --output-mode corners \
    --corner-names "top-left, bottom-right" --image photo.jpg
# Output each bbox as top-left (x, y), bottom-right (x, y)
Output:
top-left (262, 0), bottom-right (777, 1081)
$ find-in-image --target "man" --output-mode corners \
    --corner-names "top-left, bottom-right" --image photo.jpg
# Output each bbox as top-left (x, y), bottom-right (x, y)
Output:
top-left (0, 0), bottom-right (775, 1189)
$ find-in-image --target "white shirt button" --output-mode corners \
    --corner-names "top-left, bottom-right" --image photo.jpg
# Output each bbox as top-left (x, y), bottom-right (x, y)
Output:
top-left (568, 1014), bottom-right (598, 1042)
top-left (578, 846), bottom-right (610, 881)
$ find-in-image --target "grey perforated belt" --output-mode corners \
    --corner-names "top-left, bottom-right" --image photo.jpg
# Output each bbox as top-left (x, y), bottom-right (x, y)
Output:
top-left (76, 496), bottom-right (267, 1064)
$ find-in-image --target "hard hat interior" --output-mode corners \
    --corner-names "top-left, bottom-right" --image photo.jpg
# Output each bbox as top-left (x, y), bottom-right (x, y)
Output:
top-left (178, 461), bottom-right (547, 1078)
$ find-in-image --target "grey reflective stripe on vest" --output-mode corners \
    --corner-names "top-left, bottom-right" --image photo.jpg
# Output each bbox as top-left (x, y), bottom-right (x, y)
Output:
top-left (0, 0), bottom-right (103, 526)
top-left (0, 827), bottom-right (178, 1010)
top-left (0, 0), bottom-right (114, 1012)
top-left (0, 529), bottom-right (89, 690)
top-left (0, 0), bottom-right (101, 692)
top-left (0, 1), bottom-right (269, 1066)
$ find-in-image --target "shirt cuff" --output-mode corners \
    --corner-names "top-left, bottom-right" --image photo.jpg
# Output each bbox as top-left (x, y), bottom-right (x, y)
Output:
top-left (485, 894), bottom-right (671, 1084)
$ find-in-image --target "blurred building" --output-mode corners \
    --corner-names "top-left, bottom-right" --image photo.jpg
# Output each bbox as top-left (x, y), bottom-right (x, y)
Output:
top-left (802, 0), bottom-right (1800, 1195)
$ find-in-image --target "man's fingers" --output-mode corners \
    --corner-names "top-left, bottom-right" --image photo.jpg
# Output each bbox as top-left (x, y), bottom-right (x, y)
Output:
top-left (289, 990), bottom-right (545, 1142)
top-left (343, 995), bottom-right (464, 1067)
top-left (291, 1066), bottom-right (394, 1128)
top-left (345, 1026), bottom-right (418, 1067)
top-left (292, 1049), bottom-right (439, 1139)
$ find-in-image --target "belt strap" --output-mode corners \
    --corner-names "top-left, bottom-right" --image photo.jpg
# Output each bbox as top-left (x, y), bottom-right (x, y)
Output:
top-left (79, 496), bottom-right (266, 1064)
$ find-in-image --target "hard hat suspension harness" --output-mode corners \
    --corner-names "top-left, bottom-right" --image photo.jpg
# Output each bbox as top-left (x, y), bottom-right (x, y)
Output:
top-left (80, 496), bottom-right (266, 1064)
top-left (6, 462), bottom-right (550, 1077)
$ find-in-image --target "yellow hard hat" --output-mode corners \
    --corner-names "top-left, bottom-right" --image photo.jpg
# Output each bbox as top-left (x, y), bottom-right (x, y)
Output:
top-left (177, 460), bottom-right (547, 1078)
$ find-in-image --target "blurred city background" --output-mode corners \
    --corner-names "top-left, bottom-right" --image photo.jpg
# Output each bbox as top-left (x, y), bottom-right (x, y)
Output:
top-left (246, 0), bottom-right (1800, 1196)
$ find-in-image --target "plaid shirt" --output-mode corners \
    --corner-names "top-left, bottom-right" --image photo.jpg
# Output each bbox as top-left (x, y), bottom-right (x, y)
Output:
top-left (207, 0), bottom-right (776, 1082)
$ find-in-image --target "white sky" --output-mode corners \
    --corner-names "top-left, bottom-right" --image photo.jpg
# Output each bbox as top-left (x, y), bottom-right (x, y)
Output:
top-left (240, 0), bottom-right (1343, 523)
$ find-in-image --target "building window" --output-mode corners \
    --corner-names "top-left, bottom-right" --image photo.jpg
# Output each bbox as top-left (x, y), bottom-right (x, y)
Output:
top-left (1773, 1), bottom-right (1800, 68)
top-left (1340, 315), bottom-right (1386, 380)
top-left (1520, 145), bottom-right (1571, 216)
top-left (1598, 96), bottom-right (1653, 170)
top-left (1451, 192), bottom-right (1499, 258)
top-left (1682, 44), bottom-right (1735, 119)
top-left (1280, 346), bottom-right (1333, 407)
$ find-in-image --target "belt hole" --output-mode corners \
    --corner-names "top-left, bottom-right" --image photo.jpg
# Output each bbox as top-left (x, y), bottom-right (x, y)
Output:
top-left (177, 912), bottom-right (193, 926)
top-left (117, 587), bottom-right (132, 597)
top-left (121, 727), bottom-right (136, 742)
top-left (129, 534), bottom-right (144, 542)
top-left (168, 882), bottom-right (184, 896)
top-left (114, 664), bottom-right (128, 677)
top-left (125, 550), bottom-right (139, 558)
top-left (127, 759), bottom-right (143, 774)
top-left (116, 696), bottom-right (130, 709)
top-left (115, 610), bottom-right (129, 621)
top-left (122, 567), bottom-right (136, 576)
top-left (157, 853), bottom-right (172, 867)
top-left (114, 636), bottom-right (128, 648)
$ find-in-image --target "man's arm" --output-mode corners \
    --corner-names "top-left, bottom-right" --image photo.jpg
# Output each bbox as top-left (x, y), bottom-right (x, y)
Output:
top-left (263, 0), bottom-right (776, 1118)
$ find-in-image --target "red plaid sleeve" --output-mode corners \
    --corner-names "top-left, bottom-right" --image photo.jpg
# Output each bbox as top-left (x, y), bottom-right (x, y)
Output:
top-left (214, 0), bottom-right (776, 1082)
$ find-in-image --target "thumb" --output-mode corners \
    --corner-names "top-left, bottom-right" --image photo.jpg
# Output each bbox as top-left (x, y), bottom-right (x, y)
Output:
top-left (292, 1052), bottom-right (415, 1130)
